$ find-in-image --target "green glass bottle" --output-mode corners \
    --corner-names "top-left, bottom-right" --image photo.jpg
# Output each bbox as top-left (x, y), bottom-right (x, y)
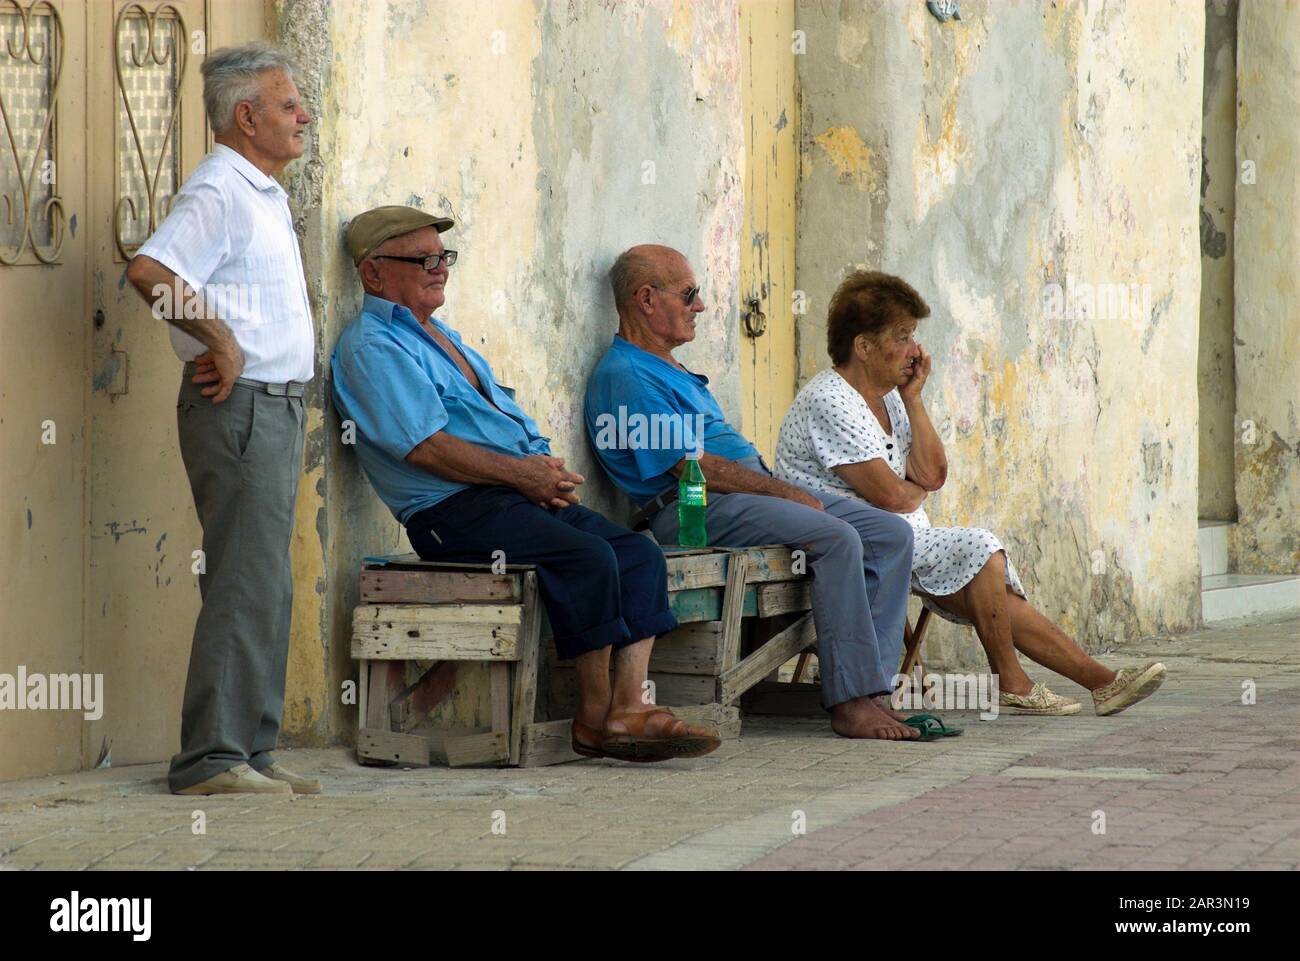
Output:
top-left (678, 452), bottom-right (708, 547)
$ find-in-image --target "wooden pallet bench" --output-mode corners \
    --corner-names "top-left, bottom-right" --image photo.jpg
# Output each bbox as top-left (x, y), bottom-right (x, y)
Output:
top-left (352, 544), bottom-right (816, 768)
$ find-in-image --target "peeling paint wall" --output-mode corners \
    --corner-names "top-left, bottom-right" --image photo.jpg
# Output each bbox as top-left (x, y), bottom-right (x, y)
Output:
top-left (796, 0), bottom-right (1205, 667)
top-left (276, 0), bottom-right (744, 740)
top-left (1198, 0), bottom-right (1237, 522)
top-left (1232, 0), bottom-right (1300, 575)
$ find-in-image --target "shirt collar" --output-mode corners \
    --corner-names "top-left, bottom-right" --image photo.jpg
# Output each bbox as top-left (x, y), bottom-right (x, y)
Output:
top-left (362, 293), bottom-right (411, 324)
top-left (212, 143), bottom-right (284, 195)
top-left (613, 334), bottom-right (708, 385)
top-left (362, 293), bottom-right (452, 336)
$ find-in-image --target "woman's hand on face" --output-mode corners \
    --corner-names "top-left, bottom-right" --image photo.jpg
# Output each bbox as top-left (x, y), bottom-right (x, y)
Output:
top-left (899, 344), bottom-right (931, 402)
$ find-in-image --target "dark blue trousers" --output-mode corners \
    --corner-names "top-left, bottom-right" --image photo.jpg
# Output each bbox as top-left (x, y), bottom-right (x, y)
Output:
top-left (405, 486), bottom-right (677, 660)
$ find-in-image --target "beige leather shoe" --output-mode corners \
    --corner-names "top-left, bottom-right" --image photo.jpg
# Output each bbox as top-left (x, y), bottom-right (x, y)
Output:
top-left (259, 763), bottom-right (321, 795)
top-left (174, 763), bottom-right (291, 796)
top-left (1093, 662), bottom-right (1167, 716)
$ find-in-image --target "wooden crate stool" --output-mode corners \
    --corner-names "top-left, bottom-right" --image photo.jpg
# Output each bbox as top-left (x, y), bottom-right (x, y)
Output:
top-left (354, 556), bottom-right (542, 768)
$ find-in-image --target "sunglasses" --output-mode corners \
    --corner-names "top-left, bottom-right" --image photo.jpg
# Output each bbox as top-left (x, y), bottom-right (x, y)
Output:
top-left (374, 250), bottom-right (458, 271)
top-left (651, 283), bottom-right (701, 306)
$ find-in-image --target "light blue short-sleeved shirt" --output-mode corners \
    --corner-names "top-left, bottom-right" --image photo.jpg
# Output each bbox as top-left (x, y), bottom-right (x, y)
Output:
top-left (331, 294), bottom-right (551, 524)
top-left (584, 335), bottom-right (758, 503)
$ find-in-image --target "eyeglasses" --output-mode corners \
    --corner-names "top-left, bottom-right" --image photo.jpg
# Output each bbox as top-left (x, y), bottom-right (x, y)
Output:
top-left (373, 250), bottom-right (458, 271)
top-left (651, 284), bottom-right (701, 306)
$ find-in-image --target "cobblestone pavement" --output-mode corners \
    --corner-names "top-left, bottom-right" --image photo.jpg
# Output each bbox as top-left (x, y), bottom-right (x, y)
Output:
top-left (1, 618), bottom-right (1296, 871)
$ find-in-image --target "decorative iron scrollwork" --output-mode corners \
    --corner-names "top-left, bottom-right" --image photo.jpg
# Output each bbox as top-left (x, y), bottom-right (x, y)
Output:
top-left (0, 0), bottom-right (65, 265)
top-left (113, 1), bottom-right (186, 259)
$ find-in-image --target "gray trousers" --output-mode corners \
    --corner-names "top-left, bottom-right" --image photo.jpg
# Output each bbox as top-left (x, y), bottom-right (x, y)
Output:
top-left (169, 373), bottom-right (305, 791)
top-left (649, 457), bottom-right (913, 708)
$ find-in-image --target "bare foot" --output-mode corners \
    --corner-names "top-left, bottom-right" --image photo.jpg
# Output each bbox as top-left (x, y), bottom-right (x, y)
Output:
top-left (831, 697), bottom-right (921, 740)
top-left (875, 695), bottom-right (912, 722)
top-left (573, 699), bottom-right (611, 753)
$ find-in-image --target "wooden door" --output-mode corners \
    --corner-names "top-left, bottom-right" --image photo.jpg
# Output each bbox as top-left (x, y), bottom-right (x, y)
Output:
top-left (738, 0), bottom-right (798, 461)
top-left (0, 0), bottom-right (89, 779)
top-left (0, 0), bottom-right (269, 780)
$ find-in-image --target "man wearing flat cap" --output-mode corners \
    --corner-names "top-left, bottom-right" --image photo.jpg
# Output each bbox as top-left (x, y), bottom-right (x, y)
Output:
top-left (331, 206), bottom-right (720, 761)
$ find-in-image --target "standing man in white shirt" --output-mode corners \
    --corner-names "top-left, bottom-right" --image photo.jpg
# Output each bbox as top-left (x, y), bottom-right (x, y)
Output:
top-left (125, 43), bottom-right (318, 796)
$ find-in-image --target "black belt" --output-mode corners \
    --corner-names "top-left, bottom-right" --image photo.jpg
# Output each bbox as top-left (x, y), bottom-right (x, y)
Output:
top-left (630, 490), bottom-right (677, 531)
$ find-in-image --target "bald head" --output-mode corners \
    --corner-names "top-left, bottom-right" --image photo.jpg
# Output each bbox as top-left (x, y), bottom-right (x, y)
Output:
top-left (609, 244), bottom-right (689, 317)
top-left (609, 243), bottom-right (703, 356)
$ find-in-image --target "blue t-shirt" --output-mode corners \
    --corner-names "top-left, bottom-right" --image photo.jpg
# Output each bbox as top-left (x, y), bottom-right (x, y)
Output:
top-left (584, 335), bottom-right (758, 503)
top-left (331, 294), bottom-right (550, 524)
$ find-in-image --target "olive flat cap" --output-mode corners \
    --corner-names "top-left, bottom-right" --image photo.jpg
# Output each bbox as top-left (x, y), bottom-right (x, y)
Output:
top-left (346, 205), bottom-right (455, 264)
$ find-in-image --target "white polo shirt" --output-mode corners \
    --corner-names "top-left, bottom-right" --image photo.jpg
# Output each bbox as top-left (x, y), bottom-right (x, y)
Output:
top-left (137, 144), bottom-right (315, 383)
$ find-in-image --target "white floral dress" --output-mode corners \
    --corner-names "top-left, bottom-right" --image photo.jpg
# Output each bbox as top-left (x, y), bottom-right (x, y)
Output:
top-left (774, 368), bottom-right (1025, 625)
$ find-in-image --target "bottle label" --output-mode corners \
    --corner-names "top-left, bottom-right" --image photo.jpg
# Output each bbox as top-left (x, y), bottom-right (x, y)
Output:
top-left (680, 483), bottom-right (707, 507)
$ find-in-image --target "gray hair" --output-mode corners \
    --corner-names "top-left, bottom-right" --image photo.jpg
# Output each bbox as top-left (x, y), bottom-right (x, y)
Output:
top-left (201, 42), bottom-right (298, 134)
top-left (608, 247), bottom-right (659, 314)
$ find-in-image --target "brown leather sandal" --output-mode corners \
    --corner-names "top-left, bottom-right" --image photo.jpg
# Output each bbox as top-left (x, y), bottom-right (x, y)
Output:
top-left (571, 719), bottom-right (609, 759)
top-left (600, 707), bottom-right (722, 761)
top-left (572, 718), bottom-right (667, 763)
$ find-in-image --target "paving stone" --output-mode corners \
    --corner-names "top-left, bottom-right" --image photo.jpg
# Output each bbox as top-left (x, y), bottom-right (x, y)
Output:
top-left (0, 618), bottom-right (1296, 871)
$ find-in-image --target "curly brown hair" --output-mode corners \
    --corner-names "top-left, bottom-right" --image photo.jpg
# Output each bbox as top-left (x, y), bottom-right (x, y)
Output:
top-left (826, 270), bottom-right (930, 366)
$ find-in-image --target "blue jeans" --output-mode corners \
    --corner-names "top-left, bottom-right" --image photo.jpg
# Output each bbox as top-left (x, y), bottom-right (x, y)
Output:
top-left (406, 486), bottom-right (678, 661)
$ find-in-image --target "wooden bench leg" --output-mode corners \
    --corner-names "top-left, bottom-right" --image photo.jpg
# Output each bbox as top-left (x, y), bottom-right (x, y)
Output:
top-left (366, 661), bottom-right (405, 730)
top-left (357, 659), bottom-right (369, 731)
top-left (717, 552), bottom-right (751, 673)
top-left (898, 606), bottom-right (933, 699)
top-left (791, 651), bottom-right (811, 684)
top-left (490, 663), bottom-right (510, 735)
top-left (510, 571), bottom-right (542, 765)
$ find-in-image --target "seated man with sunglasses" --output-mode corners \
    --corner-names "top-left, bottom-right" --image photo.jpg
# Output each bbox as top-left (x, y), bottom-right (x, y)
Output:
top-left (330, 208), bottom-right (720, 762)
top-left (584, 244), bottom-right (921, 741)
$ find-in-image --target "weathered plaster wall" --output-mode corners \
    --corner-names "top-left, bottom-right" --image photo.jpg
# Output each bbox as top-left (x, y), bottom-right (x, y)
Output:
top-left (1232, 0), bottom-right (1300, 575)
top-left (275, 0), bottom-right (336, 746)
top-left (796, 0), bottom-right (1205, 668)
top-left (276, 0), bottom-right (744, 740)
top-left (1198, 0), bottom-right (1237, 522)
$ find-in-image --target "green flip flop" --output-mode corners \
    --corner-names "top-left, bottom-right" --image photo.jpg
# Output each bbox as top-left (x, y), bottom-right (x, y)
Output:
top-left (903, 713), bottom-right (964, 738)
